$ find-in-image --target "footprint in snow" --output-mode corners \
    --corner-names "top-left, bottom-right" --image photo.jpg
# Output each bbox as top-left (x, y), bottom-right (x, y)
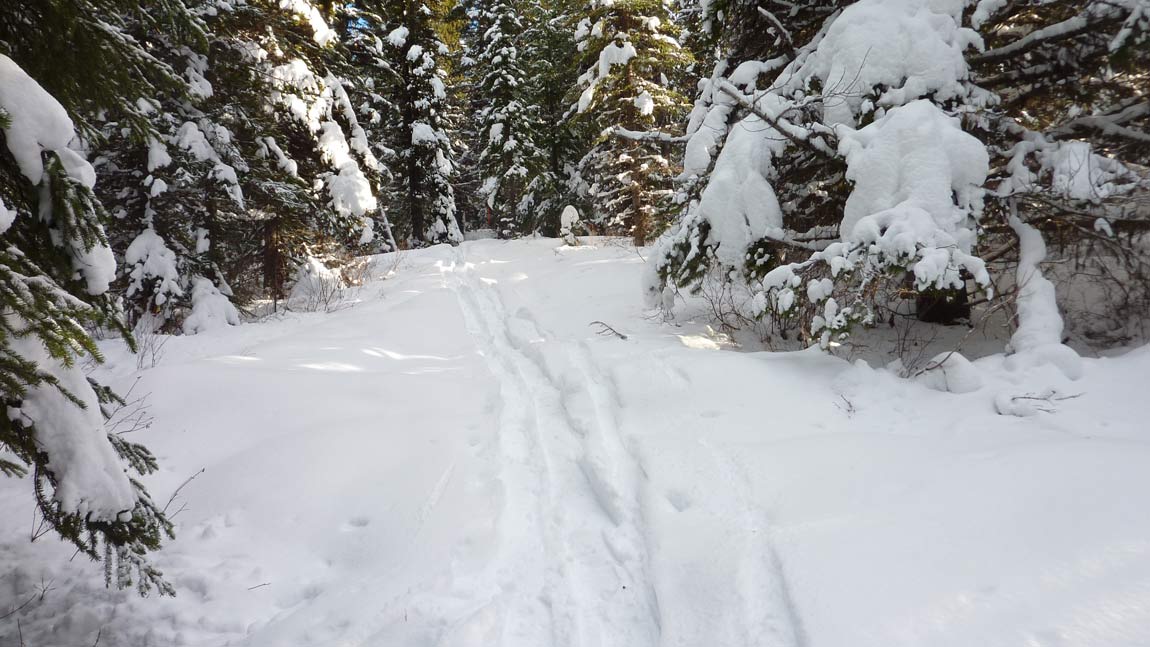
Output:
top-left (665, 489), bottom-right (693, 512)
top-left (341, 516), bottom-right (371, 531)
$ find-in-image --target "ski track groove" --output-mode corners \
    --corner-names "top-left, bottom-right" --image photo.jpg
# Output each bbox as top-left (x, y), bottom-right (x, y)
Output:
top-left (445, 248), bottom-right (660, 647)
top-left (438, 245), bottom-right (804, 647)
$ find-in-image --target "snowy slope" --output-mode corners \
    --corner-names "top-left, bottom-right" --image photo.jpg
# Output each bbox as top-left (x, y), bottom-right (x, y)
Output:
top-left (2, 238), bottom-right (1150, 647)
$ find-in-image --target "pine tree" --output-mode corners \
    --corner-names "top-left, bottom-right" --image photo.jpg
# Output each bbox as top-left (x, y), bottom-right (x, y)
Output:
top-left (570, 0), bottom-right (692, 245)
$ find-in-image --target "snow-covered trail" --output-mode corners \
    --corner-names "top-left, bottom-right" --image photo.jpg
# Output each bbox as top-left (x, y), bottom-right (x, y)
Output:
top-left (439, 247), bottom-right (661, 646)
top-left (443, 243), bottom-right (807, 647)
top-left (3, 238), bottom-right (1150, 647)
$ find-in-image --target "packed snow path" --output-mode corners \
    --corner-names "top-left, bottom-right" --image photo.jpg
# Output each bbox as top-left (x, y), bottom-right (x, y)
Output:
top-left (3, 239), bottom-right (1150, 647)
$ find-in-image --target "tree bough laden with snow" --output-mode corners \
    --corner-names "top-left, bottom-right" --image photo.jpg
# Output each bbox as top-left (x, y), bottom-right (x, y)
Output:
top-left (0, 52), bottom-right (173, 594)
top-left (648, 0), bottom-right (1149, 351)
top-left (571, 0), bottom-right (693, 245)
top-left (971, 0), bottom-right (1150, 346)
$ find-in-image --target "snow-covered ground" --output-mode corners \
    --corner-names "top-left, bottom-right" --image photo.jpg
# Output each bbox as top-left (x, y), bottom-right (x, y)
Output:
top-left (3, 238), bottom-right (1150, 647)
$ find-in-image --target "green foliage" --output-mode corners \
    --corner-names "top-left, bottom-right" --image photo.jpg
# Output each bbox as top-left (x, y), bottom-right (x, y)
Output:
top-left (569, 0), bottom-right (693, 244)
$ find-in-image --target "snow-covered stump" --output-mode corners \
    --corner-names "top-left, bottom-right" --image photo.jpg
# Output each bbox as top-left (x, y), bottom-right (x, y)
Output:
top-left (1004, 206), bottom-right (1084, 379)
top-left (990, 203), bottom-right (1085, 415)
top-left (560, 205), bottom-right (582, 246)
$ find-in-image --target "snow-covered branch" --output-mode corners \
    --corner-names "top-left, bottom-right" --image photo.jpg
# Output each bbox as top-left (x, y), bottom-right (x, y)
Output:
top-left (972, 11), bottom-right (1120, 64)
top-left (607, 126), bottom-right (690, 144)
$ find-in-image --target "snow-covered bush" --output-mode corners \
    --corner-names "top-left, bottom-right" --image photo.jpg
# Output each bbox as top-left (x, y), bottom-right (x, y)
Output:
top-left (288, 256), bottom-right (348, 312)
top-left (183, 277), bottom-right (241, 334)
top-left (560, 205), bottom-right (582, 245)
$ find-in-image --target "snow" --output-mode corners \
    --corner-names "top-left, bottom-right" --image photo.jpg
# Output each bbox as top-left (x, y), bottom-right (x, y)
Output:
top-left (801, 0), bottom-right (978, 125)
top-left (279, 0), bottom-right (338, 46)
top-left (182, 277), bottom-right (240, 334)
top-left (560, 205), bottom-right (581, 230)
top-left (971, 0), bottom-right (1009, 28)
top-left (577, 40), bottom-right (639, 113)
top-left (0, 54), bottom-right (89, 185)
top-left (288, 257), bottom-right (345, 311)
top-left (125, 227), bottom-right (183, 306)
top-left (319, 121), bottom-right (377, 220)
top-left (916, 351), bottom-right (983, 393)
top-left (173, 121), bottom-right (244, 207)
top-left (634, 90), bottom-right (654, 115)
top-left (692, 91), bottom-right (789, 268)
top-left (560, 205), bottom-right (581, 244)
top-left (1044, 140), bottom-right (1129, 202)
top-left (3, 240), bottom-right (1150, 646)
top-left (5, 316), bottom-right (136, 521)
top-left (1005, 213), bottom-right (1083, 381)
top-left (386, 26), bottom-right (409, 47)
top-left (487, 121), bottom-right (504, 144)
top-left (0, 54), bottom-right (115, 295)
top-left (147, 136), bottom-right (172, 172)
top-left (837, 99), bottom-right (990, 289)
top-left (0, 196), bottom-right (14, 234)
top-left (260, 136), bottom-right (298, 177)
top-left (411, 122), bottom-right (437, 144)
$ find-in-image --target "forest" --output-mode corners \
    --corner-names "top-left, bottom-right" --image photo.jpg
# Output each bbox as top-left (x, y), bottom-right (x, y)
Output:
top-left (1, 0), bottom-right (1149, 645)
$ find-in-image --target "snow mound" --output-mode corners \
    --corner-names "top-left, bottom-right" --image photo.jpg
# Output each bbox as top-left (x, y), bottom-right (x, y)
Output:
top-left (182, 277), bottom-right (240, 334)
top-left (288, 257), bottom-right (346, 311)
top-left (916, 351), bottom-right (983, 393)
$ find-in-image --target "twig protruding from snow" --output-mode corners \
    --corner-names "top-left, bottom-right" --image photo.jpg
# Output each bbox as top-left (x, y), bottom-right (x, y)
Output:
top-left (589, 321), bottom-right (628, 340)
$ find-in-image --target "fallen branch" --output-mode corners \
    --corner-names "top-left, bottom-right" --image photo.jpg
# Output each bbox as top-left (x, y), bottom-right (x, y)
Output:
top-left (589, 321), bottom-right (628, 340)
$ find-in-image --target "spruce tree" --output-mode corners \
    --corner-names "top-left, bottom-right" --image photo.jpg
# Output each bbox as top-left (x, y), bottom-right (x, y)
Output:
top-left (570, 0), bottom-right (692, 245)
top-left (472, 0), bottom-right (545, 236)
top-left (516, 0), bottom-right (585, 234)
top-left (0, 0), bottom-right (204, 594)
top-left (371, 0), bottom-right (464, 245)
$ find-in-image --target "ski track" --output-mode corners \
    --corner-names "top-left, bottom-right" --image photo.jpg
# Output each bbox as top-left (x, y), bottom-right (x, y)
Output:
top-left (439, 245), bottom-right (805, 647)
top-left (442, 248), bottom-right (661, 647)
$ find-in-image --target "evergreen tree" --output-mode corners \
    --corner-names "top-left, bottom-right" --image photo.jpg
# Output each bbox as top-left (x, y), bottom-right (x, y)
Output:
top-left (0, 0), bottom-right (203, 595)
top-left (97, 0), bottom-right (395, 319)
top-left (570, 0), bottom-right (692, 245)
top-left (473, 0), bottom-right (545, 236)
top-left (221, 0), bottom-right (386, 296)
top-left (516, 0), bottom-right (585, 234)
top-left (646, 0), bottom-right (1149, 350)
top-left (373, 0), bottom-right (464, 245)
